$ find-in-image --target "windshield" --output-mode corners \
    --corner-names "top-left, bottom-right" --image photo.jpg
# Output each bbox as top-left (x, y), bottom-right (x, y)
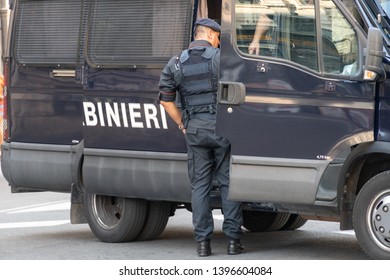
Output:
top-left (378, 0), bottom-right (390, 16)
top-left (362, 0), bottom-right (390, 48)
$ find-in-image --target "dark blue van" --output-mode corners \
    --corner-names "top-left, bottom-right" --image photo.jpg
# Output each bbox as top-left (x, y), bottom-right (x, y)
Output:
top-left (1, 0), bottom-right (390, 259)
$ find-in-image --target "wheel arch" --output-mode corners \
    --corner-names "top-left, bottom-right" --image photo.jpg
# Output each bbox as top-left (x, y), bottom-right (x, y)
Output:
top-left (338, 142), bottom-right (390, 229)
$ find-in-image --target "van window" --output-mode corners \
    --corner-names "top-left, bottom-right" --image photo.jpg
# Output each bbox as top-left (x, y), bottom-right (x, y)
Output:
top-left (86, 0), bottom-right (192, 68)
top-left (14, 0), bottom-right (86, 66)
top-left (235, 0), bottom-right (358, 76)
top-left (323, 0), bottom-right (359, 75)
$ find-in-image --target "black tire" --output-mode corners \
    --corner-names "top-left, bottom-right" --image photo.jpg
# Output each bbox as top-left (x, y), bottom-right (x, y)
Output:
top-left (280, 214), bottom-right (308, 231)
top-left (84, 192), bottom-right (147, 243)
top-left (353, 171), bottom-right (390, 259)
top-left (243, 210), bottom-right (291, 232)
top-left (136, 201), bottom-right (171, 241)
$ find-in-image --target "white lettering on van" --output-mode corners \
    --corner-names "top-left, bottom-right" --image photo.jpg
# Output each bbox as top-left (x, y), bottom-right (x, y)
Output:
top-left (129, 103), bottom-right (143, 128)
top-left (97, 102), bottom-right (105, 126)
top-left (160, 106), bottom-right (168, 129)
top-left (83, 101), bottom-right (168, 129)
top-left (121, 103), bottom-right (129, 127)
top-left (106, 102), bottom-right (120, 127)
top-left (83, 102), bottom-right (98, 126)
top-left (144, 103), bottom-right (159, 129)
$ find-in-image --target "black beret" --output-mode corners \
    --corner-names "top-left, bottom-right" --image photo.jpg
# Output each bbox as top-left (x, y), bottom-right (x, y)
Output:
top-left (195, 18), bottom-right (221, 33)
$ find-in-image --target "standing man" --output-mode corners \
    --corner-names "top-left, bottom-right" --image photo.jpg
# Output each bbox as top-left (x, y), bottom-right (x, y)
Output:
top-left (158, 18), bottom-right (244, 257)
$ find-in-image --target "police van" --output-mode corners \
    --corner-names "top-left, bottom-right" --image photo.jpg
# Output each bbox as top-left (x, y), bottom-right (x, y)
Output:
top-left (1, 0), bottom-right (390, 259)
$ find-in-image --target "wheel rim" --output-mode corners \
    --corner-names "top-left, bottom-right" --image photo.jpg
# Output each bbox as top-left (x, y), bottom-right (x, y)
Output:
top-left (92, 194), bottom-right (124, 230)
top-left (367, 189), bottom-right (390, 252)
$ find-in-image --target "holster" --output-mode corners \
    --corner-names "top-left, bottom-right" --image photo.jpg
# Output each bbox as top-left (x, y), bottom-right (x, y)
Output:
top-left (182, 110), bottom-right (190, 129)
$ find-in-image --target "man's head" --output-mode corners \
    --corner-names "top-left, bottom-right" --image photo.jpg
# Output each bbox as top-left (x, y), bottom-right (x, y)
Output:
top-left (194, 18), bottom-right (221, 48)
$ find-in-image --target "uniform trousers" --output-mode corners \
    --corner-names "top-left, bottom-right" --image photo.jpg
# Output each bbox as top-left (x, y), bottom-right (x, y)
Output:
top-left (185, 120), bottom-right (243, 242)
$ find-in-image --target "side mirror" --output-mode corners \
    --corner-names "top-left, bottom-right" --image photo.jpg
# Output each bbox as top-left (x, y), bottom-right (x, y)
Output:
top-left (364, 27), bottom-right (385, 81)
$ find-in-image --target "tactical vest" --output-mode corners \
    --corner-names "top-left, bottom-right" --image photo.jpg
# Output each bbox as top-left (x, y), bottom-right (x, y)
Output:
top-left (177, 47), bottom-right (218, 112)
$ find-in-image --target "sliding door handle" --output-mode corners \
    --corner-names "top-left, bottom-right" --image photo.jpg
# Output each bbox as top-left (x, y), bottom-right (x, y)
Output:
top-left (218, 82), bottom-right (246, 105)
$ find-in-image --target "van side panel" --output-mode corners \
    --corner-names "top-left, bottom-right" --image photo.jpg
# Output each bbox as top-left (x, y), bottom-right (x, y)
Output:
top-left (82, 149), bottom-right (191, 202)
top-left (2, 1), bottom-right (85, 192)
top-left (82, 70), bottom-right (189, 200)
top-left (1, 142), bottom-right (78, 192)
top-left (2, 0), bottom-right (193, 199)
top-left (9, 0), bottom-right (84, 144)
top-left (82, 69), bottom-right (187, 152)
top-left (10, 66), bottom-right (83, 144)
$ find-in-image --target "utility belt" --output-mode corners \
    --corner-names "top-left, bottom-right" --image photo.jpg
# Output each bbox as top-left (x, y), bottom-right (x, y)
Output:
top-left (182, 104), bottom-right (216, 128)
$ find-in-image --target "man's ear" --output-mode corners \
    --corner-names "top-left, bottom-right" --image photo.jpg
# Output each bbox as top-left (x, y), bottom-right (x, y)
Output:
top-left (206, 28), bottom-right (213, 39)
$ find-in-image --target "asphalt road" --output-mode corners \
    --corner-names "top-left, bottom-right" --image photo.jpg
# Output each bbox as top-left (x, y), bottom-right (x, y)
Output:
top-left (0, 171), bottom-right (369, 261)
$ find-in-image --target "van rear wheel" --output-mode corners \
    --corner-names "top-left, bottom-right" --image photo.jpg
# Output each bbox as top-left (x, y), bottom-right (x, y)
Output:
top-left (84, 192), bottom-right (147, 243)
top-left (243, 210), bottom-right (290, 232)
top-left (281, 214), bottom-right (308, 230)
top-left (353, 171), bottom-right (390, 259)
top-left (136, 201), bottom-right (172, 241)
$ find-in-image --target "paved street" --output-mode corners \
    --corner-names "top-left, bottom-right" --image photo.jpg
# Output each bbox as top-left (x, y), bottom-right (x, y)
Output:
top-left (3, 170), bottom-right (386, 280)
top-left (0, 171), bottom-right (368, 260)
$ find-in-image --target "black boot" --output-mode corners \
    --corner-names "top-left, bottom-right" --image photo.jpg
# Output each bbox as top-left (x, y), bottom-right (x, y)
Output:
top-left (227, 239), bottom-right (244, 255)
top-left (197, 240), bottom-right (211, 257)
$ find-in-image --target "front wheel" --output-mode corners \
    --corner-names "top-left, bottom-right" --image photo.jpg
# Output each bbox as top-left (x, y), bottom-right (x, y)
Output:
top-left (353, 171), bottom-right (390, 259)
top-left (84, 192), bottom-right (147, 243)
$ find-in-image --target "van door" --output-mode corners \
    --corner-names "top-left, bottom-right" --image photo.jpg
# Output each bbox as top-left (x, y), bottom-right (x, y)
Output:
top-left (217, 0), bottom-right (375, 204)
top-left (9, 0), bottom-right (85, 144)
top-left (82, 0), bottom-right (190, 153)
top-left (81, 0), bottom-right (192, 200)
top-left (2, 0), bottom-right (87, 193)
